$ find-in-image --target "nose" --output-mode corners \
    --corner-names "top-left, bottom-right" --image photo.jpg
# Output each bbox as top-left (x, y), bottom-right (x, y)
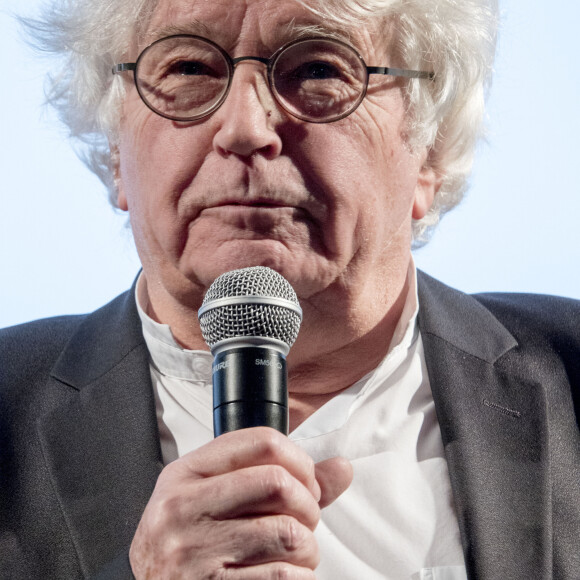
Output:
top-left (212, 62), bottom-right (283, 160)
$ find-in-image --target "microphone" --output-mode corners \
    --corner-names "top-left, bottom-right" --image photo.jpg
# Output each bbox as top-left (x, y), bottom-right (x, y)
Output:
top-left (198, 266), bottom-right (303, 437)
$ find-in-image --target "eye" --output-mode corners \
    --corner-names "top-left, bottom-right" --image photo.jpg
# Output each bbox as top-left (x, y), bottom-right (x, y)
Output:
top-left (169, 60), bottom-right (214, 76)
top-left (290, 61), bottom-right (342, 80)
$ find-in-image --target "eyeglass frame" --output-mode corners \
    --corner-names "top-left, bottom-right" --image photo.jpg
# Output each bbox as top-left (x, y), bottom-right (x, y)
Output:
top-left (112, 34), bottom-right (435, 124)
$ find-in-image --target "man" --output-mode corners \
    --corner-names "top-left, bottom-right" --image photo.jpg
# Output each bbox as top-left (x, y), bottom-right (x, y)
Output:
top-left (1, 0), bottom-right (579, 578)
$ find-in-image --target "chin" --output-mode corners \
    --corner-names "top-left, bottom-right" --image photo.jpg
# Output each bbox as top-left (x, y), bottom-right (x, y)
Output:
top-left (188, 246), bottom-right (324, 297)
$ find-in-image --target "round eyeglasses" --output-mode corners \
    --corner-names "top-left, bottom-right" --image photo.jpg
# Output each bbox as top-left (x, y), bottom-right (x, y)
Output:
top-left (113, 35), bottom-right (434, 124)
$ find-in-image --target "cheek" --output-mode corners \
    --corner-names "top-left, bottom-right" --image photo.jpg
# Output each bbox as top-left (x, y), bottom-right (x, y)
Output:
top-left (118, 103), bottom-right (158, 202)
top-left (117, 113), bottom-right (190, 257)
top-left (322, 136), bottom-right (422, 255)
top-left (118, 108), bottom-right (209, 215)
top-left (311, 120), bottom-right (415, 215)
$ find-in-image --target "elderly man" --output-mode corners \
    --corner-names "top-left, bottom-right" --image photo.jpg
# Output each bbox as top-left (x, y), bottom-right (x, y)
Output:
top-left (1, 0), bottom-right (579, 578)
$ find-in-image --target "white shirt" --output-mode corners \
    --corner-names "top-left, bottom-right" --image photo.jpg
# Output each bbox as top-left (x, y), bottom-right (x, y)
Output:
top-left (136, 267), bottom-right (467, 579)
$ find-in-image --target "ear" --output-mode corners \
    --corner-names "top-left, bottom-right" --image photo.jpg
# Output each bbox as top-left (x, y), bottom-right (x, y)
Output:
top-left (110, 141), bottom-right (128, 212)
top-left (412, 162), bottom-right (443, 220)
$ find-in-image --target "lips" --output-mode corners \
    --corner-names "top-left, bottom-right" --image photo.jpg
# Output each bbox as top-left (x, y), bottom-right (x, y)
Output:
top-left (181, 166), bottom-right (327, 222)
top-left (184, 158), bottom-right (328, 221)
top-left (215, 199), bottom-right (292, 209)
top-left (203, 201), bottom-right (302, 221)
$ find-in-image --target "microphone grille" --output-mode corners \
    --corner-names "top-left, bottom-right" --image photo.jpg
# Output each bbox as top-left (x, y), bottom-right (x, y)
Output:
top-left (198, 266), bottom-right (302, 350)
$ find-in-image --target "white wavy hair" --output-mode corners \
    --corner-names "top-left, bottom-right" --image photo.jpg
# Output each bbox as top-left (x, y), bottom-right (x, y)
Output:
top-left (25, 0), bottom-right (498, 245)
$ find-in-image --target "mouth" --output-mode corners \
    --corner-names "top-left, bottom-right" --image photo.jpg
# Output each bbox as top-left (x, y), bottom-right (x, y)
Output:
top-left (198, 198), bottom-right (310, 231)
top-left (191, 185), bottom-right (323, 222)
top-left (214, 199), bottom-right (293, 209)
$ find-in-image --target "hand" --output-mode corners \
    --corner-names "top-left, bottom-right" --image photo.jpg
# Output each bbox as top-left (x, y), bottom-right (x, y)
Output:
top-left (129, 427), bottom-right (353, 579)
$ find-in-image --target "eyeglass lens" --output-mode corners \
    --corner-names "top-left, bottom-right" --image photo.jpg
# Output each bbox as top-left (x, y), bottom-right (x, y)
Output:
top-left (270, 39), bottom-right (366, 121)
top-left (136, 36), bottom-right (231, 120)
top-left (135, 36), bottom-right (368, 122)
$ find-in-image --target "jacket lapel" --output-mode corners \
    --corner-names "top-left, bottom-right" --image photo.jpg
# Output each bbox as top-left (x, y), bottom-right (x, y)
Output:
top-left (33, 272), bottom-right (556, 576)
top-left (37, 288), bottom-right (163, 576)
top-left (417, 271), bottom-right (552, 579)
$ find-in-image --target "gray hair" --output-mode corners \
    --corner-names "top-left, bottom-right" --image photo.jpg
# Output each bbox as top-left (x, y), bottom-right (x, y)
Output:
top-left (24, 0), bottom-right (498, 245)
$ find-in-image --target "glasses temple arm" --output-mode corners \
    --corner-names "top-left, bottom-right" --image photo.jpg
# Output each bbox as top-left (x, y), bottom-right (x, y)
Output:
top-left (112, 63), bottom-right (137, 75)
top-left (367, 66), bottom-right (434, 80)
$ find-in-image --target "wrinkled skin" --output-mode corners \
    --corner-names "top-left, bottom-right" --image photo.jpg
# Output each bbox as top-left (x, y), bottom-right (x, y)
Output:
top-left (117, 0), bottom-right (440, 576)
top-left (129, 428), bottom-right (353, 579)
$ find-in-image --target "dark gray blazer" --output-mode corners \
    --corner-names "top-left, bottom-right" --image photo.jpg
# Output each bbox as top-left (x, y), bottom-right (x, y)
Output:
top-left (1, 271), bottom-right (579, 579)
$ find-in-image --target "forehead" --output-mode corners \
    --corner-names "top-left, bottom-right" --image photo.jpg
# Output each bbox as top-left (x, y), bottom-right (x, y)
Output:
top-left (142, 0), bottom-right (380, 55)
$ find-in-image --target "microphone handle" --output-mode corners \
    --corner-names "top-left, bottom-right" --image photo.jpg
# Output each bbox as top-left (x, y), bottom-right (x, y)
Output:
top-left (212, 346), bottom-right (288, 436)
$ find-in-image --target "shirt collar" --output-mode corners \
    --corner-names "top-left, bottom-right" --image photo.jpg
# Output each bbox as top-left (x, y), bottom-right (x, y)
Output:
top-left (135, 275), bottom-right (212, 382)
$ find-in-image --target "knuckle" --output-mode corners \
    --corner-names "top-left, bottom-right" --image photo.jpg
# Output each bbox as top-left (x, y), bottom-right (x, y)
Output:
top-left (277, 517), bottom-right (305, 551)
top-left (261, 464), bottom-right (293, 500)
top-left (276, 517), bottom-right (319, 568)
top-left (161, 536), bottom-right (190, 569)
top-left (258, 467), bottom-right (321, 530)
top-left (253, 427), bottom-right (286, 461)
top-left (151, 493), bottom-right (183, 529)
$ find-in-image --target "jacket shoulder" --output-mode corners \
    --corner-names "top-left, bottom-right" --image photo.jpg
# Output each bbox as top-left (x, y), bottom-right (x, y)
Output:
top-left (472, 291), bottom-right (580, 348)
top-left (0, 288), bottom-right (138, 393)
top-left (473, 290), bottom-right (580, 320)
top-left (0, 315), bottom-right (86, 387)
top-left (417, 270), bottom-right (580, 348)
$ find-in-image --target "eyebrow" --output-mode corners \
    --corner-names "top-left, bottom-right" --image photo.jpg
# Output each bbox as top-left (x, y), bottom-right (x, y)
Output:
top-left (146, 20), bottom-right (213, 44)
top-left (282, 21), bottom-right (354, 45)
top-left (145, 19), bottom-right (357, 52)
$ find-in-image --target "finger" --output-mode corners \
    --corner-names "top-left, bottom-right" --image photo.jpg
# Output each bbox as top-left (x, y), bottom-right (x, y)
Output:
top-left (131, 515), bottom-right (318, 579)
top-left (219, 562), bottom-right (316, 579)
top-left (178, 427), bottom-right (321, 501)
top-left (315, 456), bottom-right (353, 509)
top-left (196, 464), bottom-right (321, 529)
top-left (131, 514), bottom-right (318, 576)
top-left (215, 515), bottom-right (319, 569)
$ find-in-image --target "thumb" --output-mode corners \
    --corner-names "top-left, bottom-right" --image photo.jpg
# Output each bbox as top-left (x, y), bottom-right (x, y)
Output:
top-left (315, 456), bottom-right (353, 509)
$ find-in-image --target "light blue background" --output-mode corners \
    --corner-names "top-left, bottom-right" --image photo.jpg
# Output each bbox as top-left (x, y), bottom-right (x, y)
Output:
top-left (1, 0), bottom-right (579, 328)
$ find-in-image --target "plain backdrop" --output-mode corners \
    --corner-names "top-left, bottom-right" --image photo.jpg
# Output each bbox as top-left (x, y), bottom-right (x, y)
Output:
top-left (1, 0), bottom-right (579, 328)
